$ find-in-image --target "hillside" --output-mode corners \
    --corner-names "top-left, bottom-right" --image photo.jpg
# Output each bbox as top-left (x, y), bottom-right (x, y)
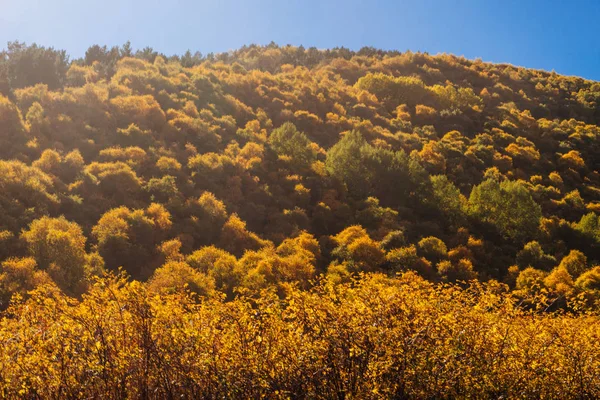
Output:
top-left (1, 42), bottom-right (600, 397)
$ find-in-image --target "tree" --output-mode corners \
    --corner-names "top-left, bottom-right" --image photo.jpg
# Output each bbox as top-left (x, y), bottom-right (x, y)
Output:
top-left (187, 246), bottom-right (240, 298)
top-left (346, 236), bottom-right (385, 272)
top-left (218, 214), bottom-right (268, 257)
top-left (431, 84), bottom-right (482, 111)
top-left (0, 94), bottom-right (26, 156)
top-left (429, 175), bottom-right (467, 228)
top-left (0, 257), bottom-right (52, 308)
top-left (180, 192), bottom-right (229, 249)
top-left (85, 161), bottom-right (144, 206)
top-left (21, 216), bottom-right (89, 295)
top-left (268, 122), bottom-right (316, 170)
top-left (575, 266), bottom-right (600, 291)
top-left (559, 150), bottom-right (585, 170)
top-left (516, 241), bottom-right (556, 271)
top-left (355, 72), bottom-right (431, 108)
top-left (418, 237), bottom-right (448, 264)
top-left (558, 250), bottom-right (588, 278)
top-left (468, 179), bottom-right (541, 243)
top-left (92, 204), bottom-right (172, 279)
top-left (387, 245), bottom-right (434, 278)
top-left (515, 267), bottom-right (547, 294)
top-left (148, 261), bottom-right (215, 297)
top-left (0, 41), bottom-right (69, 90)
top-left (355, 197), bottom-right (399, 233)
top-left (0, 160), bottom-right (59, 232)
top-left (437, 259), bottom-right (477, 282)
top-left (325, 130), bottom-right (410, 202)
top-left (83, 44), bottom-right (123, 78)
top-left (109, 95), bottom-right (166, 131)
top-left (575, 212), bottom-right (600, 242)
top-left (331, 226), bottom-right (385, 272)
top-left (325, 130), bottom-right (370, 198)
top-left (544, 266), bottom-right (573, 295)
top-left (32, 149), bottom-right (63, 176)
top-left (146, 175), bottom-right (179, 203)
top-left (135, 46), bottom-right (159, 63)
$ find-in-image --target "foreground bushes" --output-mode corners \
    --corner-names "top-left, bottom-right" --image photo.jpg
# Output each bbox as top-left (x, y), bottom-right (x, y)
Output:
top-left (0, 272), bottom-right (599, 399)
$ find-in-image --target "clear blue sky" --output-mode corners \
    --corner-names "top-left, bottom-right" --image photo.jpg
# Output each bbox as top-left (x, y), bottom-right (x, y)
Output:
top-left (1, 0), bottom-right (599, 80)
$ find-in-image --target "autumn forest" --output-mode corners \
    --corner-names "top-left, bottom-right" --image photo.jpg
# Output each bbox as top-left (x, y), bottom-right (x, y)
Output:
top-left (0, 42), bottom-right (600, 398)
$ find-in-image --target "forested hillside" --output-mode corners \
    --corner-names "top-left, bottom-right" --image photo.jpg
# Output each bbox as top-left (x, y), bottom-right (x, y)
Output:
top-left (1, 42), bottom-right (600, 397)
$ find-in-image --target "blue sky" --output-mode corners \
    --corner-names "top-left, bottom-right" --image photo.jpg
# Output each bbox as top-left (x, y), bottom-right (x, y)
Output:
top-left (1, 0), bottom-right (599, 80)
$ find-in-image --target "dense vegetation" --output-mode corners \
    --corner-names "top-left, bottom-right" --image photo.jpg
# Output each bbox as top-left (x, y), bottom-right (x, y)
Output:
top-left (1, 41), bottom-right (600, 397)
top-left (2, 273), bottom-right (599, 398)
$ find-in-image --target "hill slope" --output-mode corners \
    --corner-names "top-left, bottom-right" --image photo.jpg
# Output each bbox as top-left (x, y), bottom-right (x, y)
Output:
top-left (1, 42), bottom-right (600, 295)
top-left (2, 41), bottom-right (600, 397)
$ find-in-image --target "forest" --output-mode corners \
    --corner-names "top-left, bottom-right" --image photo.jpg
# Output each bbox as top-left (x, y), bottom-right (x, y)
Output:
top-left (0, 41), bottom-right (600, 397)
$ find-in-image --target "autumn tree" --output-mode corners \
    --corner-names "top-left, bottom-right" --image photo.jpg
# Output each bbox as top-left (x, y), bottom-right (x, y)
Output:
top-left (0, 94), bottom-right (27, 156)
top-left (558, 249), bottom-right (588, 278)
top-left (187, 246), bottom-right (240, 298)
top-left (148, 260), bottom-right (215, 297)
top-left (218, 214), bottom-right (268, 257)
top-left (331, 225), bottom-right (385, 272)
top-left (418, 236), bottom-right (448, 264)
top-left (355, 72), bottom-right (431, 108)
top-left (92, 204), bottom-right (172, 279)
top-left (0, 257), bottom-right (52, 308)
top-left (21, 216), bottom-right (90, 295)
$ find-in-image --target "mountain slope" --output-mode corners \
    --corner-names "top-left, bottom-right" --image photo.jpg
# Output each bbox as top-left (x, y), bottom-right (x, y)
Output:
top-left (1, 42), bottom-right (600, 398)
